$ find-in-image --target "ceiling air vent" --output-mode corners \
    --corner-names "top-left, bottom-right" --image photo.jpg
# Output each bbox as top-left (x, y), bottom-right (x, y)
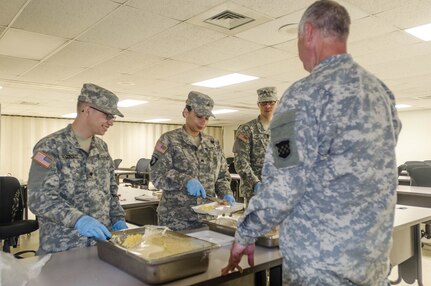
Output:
top-left (204, 10), bottom-right (255, 30)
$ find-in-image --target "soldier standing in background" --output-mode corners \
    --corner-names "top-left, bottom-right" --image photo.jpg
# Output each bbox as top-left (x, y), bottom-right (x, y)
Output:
top-left (232, 87), bottom-right (278, 204)
top-left (150, 91), bottom-right (235, 231)
top-left (222, 1), bottom-right (402, 285)
top-left (28, 83), bottom-right (127, 255)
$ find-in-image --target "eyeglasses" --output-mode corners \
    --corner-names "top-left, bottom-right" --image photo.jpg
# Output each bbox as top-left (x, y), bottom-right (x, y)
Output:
top-left (259, 101), bottom-right (277, 106)
top-left (90, 106), bottom-right (116, 121)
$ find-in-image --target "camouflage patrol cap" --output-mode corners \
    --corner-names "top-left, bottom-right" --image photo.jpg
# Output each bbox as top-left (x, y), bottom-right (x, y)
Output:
top-left (78, 83), bottom-right (124, 117)
top-left (186, 91), bottom-right (215, 118)
top-left (257, 87), bottom-right (278, 102)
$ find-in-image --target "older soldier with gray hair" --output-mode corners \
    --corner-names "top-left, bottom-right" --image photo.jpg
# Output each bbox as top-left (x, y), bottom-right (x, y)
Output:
top-left (222, 1), bottom-right (402, 285)
top-left (233, 87), bottom-right (277, 204)
top-left (150, 91), bottom-right (234, 231)
top-left (28, 83), bottom-right (127, 254)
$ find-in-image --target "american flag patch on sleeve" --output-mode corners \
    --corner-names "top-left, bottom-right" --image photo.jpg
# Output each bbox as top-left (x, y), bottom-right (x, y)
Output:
top-left (33, 151), bottom-right (53, 168)
top-left (155, 141), bottom-right (168, 154)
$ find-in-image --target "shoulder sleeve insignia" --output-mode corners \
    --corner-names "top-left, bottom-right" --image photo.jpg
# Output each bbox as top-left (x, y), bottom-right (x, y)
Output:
top-left (237, 132), bottom-right (249, 143)
top-left (275, 140), bottom-right (290, 158)
top-left (155, 141), bottom-right (168, 154)
top-left (33, 151), bottom-right (53, 168)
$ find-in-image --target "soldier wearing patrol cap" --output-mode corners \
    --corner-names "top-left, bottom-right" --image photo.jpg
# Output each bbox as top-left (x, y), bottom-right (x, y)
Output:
top-left (150, 91), bottom-right (235, 231)
top-left (232, 87), bottom-right (278, 204)
top-left (28, 83), bottom-right (127, 254)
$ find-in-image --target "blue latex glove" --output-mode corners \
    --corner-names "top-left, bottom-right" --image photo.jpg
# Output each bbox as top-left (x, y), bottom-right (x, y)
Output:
top-left (74, 215), bottom-right (112, 240)
top-left (223, 194), bottom-right (235, 205)
top-left (186, 179), bottom-right (206, 198)
top-left (253, 182), bottom-right (262, 193)
top-left (112, 220), bottom-right (128, 231)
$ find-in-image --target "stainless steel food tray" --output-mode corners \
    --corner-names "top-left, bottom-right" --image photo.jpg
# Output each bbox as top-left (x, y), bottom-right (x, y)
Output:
top-left (97, 227), bottom-right (217, 284)
top-left (204, 219), bottom-right (279, 248)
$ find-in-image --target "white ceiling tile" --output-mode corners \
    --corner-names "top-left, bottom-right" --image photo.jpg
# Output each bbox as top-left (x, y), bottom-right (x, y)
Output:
top-left (0, 0), bottom-right (27, 26)
top-left (340, 0), bottom-right (412, 14)
top-left (126, 0), bottom-right (226, 21)
top-left (130, 59), bottom-right (200, 81)
top-left (0, 28), bottom-right (67, 60)
top-left (349, 15), bottom-right (398, 43)
top-left (78, 5), bottom-right (179, 49)
top-left (19, 63), bottom-right (86, 83)
top-left (231, 0), bottom-right (314, 19)
top-left (172, 36), bottom-right (264, 65)
top-left (130, 22), bottom-right (226, 58)
top-left (375, 1), bottom-right (431, 29)
top-left (209, 47), bottom-right (289, 71)
top-left (44, 41), bottom-right (122, 68)
top-left (236, 10), bottom-right (304, 46)
top-left (12, 0), bottom-right (120, 38)
top-left (163, 66), bottom-right (230, 84)
top-left (0, 55), bottom-right (38, 76)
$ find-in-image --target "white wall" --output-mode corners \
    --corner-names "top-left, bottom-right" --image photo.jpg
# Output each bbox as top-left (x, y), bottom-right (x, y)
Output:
top-left (0, 115), bottom-right (223, 181)
top-left (222, 109), bottom-right (431, 167)
top-left (396, 109), bottom-right (431, 165)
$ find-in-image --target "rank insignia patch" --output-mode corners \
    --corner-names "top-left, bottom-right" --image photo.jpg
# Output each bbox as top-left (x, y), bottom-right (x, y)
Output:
top-left (275, 140), bottom-right (290, 158)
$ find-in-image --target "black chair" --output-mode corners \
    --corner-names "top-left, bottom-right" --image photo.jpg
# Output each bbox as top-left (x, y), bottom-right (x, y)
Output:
top-left (0, 176), bottom-right (39, 258)
top-left (123, 158), bottom-right (151, 188)
top-left (113, 159), bottom-right (122, 169)
top-left (409, 166), bottom-right (431, 187)
top-left (405, 162), bottom-right (426, 176)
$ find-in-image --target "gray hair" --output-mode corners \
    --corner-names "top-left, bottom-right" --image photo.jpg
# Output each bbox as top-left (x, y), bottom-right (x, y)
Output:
top-left (298, 0), bottom-right (351, 40)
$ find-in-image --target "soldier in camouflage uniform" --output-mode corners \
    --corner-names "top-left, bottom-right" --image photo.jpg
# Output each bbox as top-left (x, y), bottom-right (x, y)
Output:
top-left (222, 1), bottom-right (402, 285)
top-left (28, 83), bottom-right (127, 254)
top-left (233, 87), bottom-right (278, 203)
top-left (150, 91), bottom-right (234, 231)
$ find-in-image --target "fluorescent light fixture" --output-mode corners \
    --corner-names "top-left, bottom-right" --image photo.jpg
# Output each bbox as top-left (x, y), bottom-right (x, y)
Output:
top-left (405, 23), bottom-right (431, 41)
top-left (118, 99), bottom-right (147, 107)
top-left (0, 85), bottom-right (3, 89)
top-left (395, 104), bottom-right (411, 109)
top-left (62, 113), bottom-right (77, 118)
top-left (192, 73), bottom-right (258, 88)
top-left (144, 118), bottom-right (171, 123)
top-left (212, 109), bottom-right (238, 115)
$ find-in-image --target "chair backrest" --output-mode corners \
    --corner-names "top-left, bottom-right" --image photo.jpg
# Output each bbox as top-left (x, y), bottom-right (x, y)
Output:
top-left (409, 166), bottom-right (431, 187)
top-left (135, 158), bottom-right (151, 179)
top-left (0, 176), bottom-right (23, 224)
top-left (113, 159), bottom-right (122, 169)
top-left (405, 162), bottom-right (426, 175)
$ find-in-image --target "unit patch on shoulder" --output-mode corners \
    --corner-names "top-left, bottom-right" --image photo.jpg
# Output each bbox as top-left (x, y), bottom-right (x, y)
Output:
top-left (275, 140), bottom-right (290, 158)
top-left (33, 151), bottom-right (53, 168)
top-left (237, 132), bottom-right (249, 143)
top-left (155, 141), bottom-right (168, 154)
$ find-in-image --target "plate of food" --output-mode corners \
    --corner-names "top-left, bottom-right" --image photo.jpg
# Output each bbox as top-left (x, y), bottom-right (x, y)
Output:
top-left (192, 201), bottom-right (244, 216)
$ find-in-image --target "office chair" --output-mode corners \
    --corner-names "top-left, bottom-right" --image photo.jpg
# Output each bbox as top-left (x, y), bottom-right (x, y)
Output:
top-left (113, 158), bottom-right (122, 169)
top-left (123, 158), bottom-right (151, 188)
top-left (409, 166), bottom-right (431, 187)
top-left (0, 176), bottom-right (39, 258)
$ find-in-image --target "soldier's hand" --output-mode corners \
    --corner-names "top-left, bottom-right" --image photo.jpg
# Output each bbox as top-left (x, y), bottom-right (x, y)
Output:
top-left (221, 241), bottom-right (255, 275)
top-left (74, 215), bottom-right (111, 240)
top-left (186, 179), bottom-right (206, 198)
top-left (223, 194), bottom-right (235, 205)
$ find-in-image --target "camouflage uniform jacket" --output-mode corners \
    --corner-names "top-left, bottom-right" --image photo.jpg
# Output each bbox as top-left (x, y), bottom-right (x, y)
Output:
top-left (28, 124), bottom-right (125, 254)
top-left (150, 126), bottom-right (232, 231)
top-left (232, 117), bottom-right (269, 200)
top-left (235, 54), bottom-right (402, 285)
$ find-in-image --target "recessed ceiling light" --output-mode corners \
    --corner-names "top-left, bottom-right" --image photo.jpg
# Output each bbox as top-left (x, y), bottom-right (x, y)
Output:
top-left (62, 113), bottom-right (77, 118)
top-left (144, 118), bottom-right (171, 123)
top-left (405, 23), bottom-right (431, 41)
top-left (192, 73), bottom-right (258, 88)
top-left (0, 85), bottom-right (3, 89)
top-left (395, 104), bottom-right (411, 109)
top-left (118, 99), bottom-right (147, 107)
top-left (212, 109), bottom-right (238, 115)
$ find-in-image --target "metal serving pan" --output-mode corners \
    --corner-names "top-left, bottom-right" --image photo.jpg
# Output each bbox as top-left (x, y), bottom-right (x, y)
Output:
top-left (97, 227), bottom-right (217, 284)
top-left (204, 217), bottom-right (279, 248)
